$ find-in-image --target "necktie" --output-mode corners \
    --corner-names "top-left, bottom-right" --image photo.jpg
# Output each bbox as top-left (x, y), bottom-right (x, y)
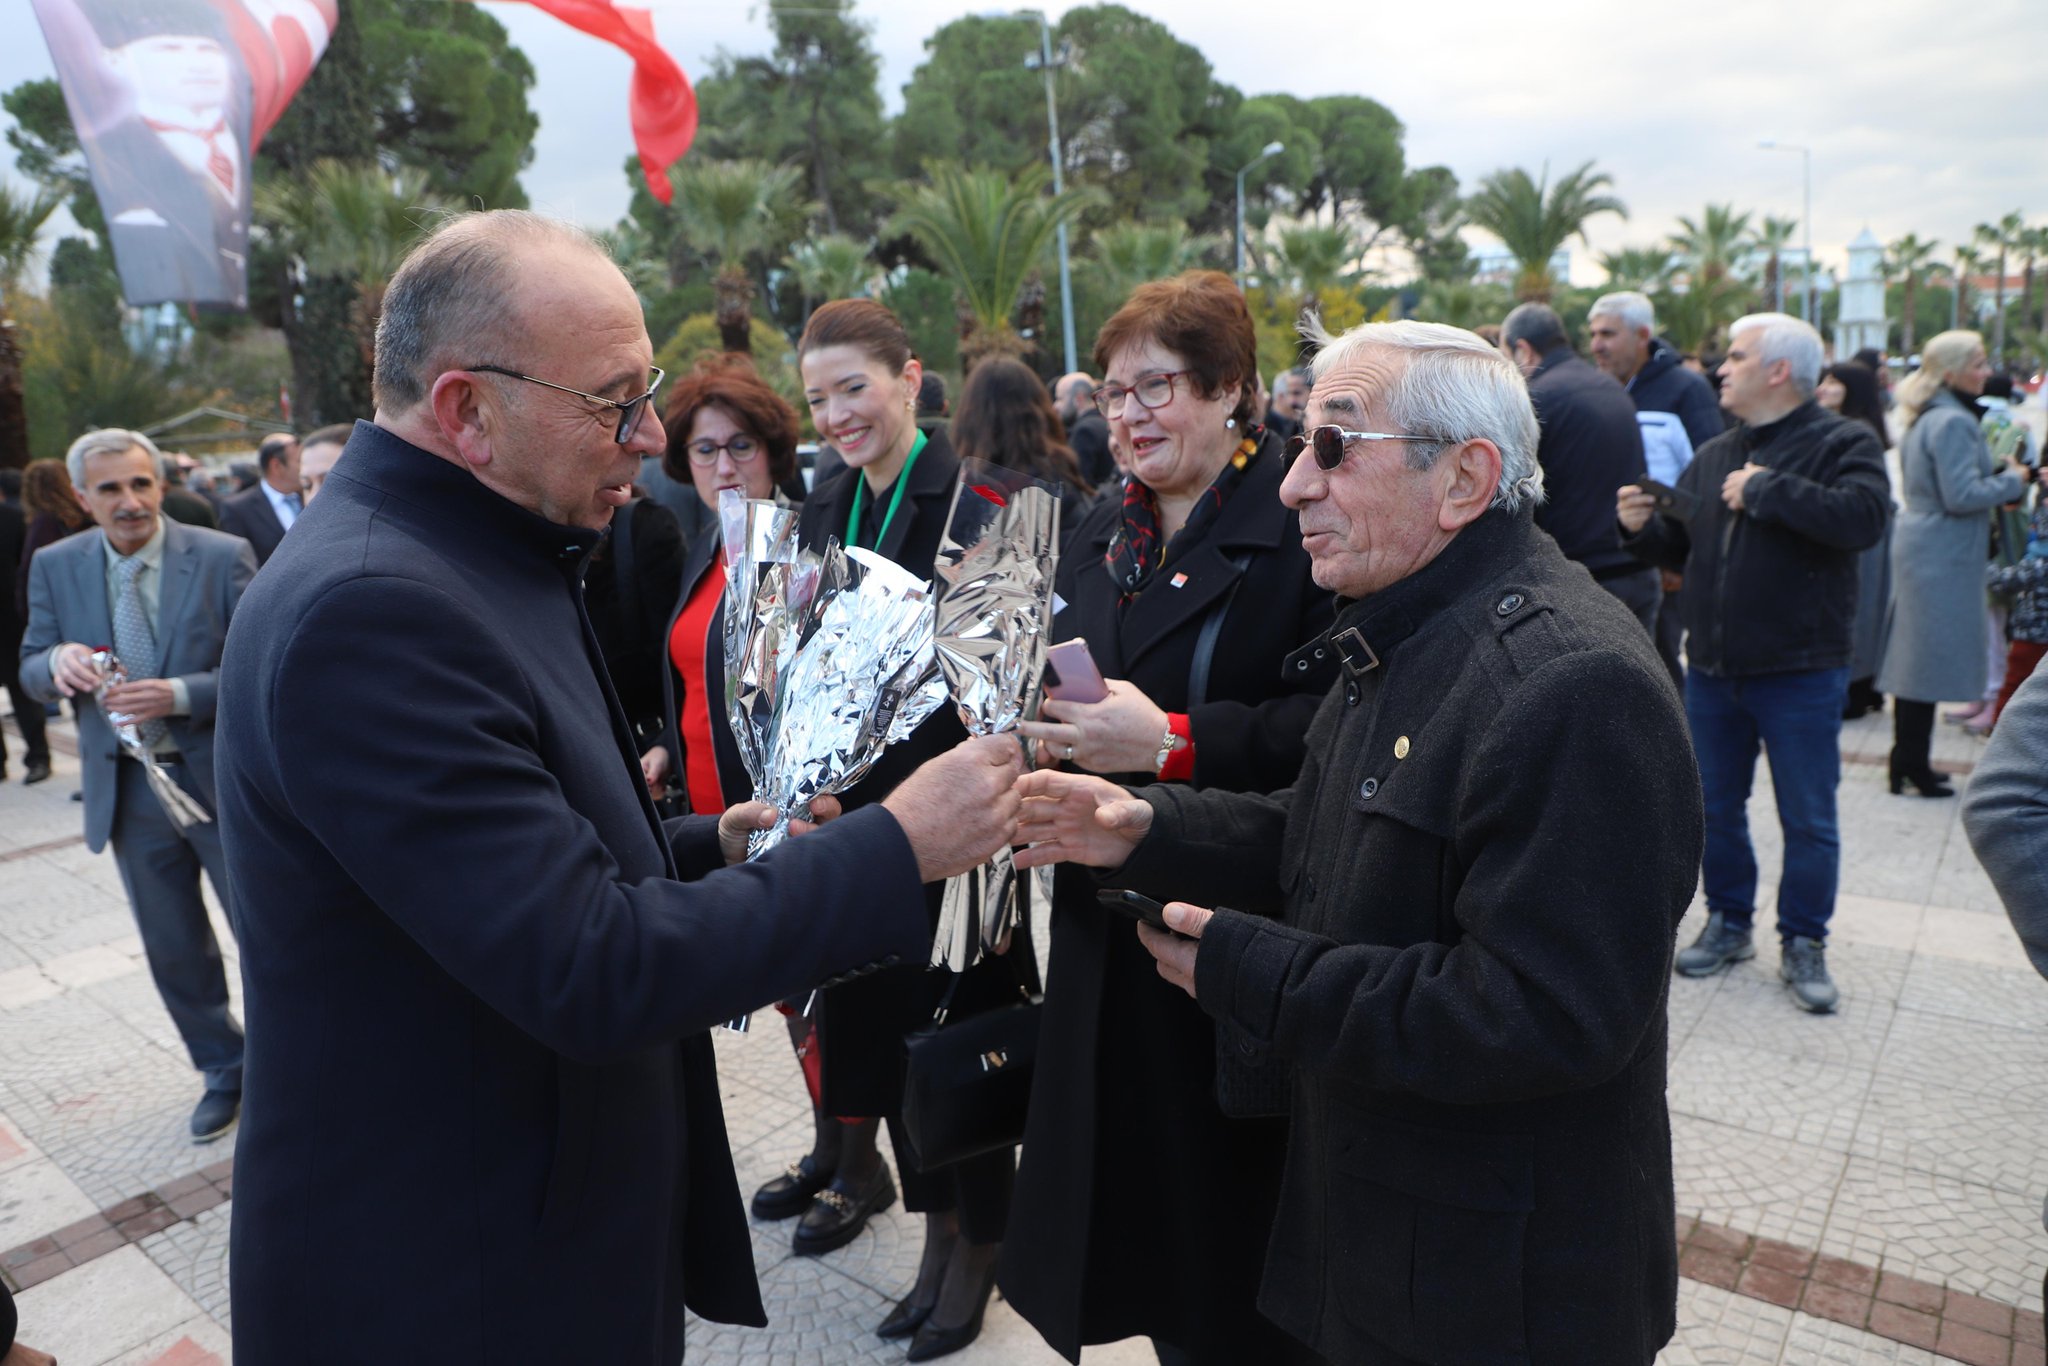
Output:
top-left (112, 555), bottom-right (169, 750)
top-left (144, 117), bottom-right (236, 198)
top-left (286, 493), bottom-right (304, 514)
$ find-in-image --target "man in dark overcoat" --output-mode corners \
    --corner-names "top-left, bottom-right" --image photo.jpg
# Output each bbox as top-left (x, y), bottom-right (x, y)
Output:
top-left (213, 209), bottom-right (1023, 1365)
top-left (1018, 319), bottom-right (1704, 1365)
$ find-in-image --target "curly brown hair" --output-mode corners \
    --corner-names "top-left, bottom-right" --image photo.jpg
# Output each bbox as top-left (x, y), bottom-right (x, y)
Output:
top-left (1092, 270), bottom-right (1259, 428)
top-left (659, 355), bottom-right (801, 486)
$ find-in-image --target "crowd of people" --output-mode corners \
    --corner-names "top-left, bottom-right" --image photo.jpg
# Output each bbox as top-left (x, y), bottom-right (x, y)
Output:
top-left (3, 206), bottom-right (2045, 1366)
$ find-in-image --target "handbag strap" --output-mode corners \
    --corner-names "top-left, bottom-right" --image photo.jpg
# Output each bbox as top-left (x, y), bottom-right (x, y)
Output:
top-left (928, 883), bottom-right (1044, 1026)
top-left (1187, 550), bottom-right (1253, 708)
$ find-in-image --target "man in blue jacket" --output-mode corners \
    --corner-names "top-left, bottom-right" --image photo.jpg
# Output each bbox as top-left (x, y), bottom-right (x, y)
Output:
top-left (213, 209), bottom-right (1022, 1364)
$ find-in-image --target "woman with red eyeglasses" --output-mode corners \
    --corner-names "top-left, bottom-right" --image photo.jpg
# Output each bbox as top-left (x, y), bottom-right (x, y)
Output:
top-left (1004, 272), bottom-right (1334, 1366)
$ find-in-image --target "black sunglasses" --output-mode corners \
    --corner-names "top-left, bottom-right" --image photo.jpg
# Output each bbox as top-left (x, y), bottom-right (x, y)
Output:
top-left (1285, 423), bottom-right (1437, 471)
top-left (467, 364), bottom-right (667, 445)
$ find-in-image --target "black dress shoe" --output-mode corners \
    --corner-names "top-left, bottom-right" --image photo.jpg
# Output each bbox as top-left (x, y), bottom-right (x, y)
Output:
top-left (876, 1294), bottom-right (935, 1340)
top-left (905, 1258), bottom-right (997, 1362)
top-left (790, 1164), bottom-right (895, 1256)
top-left (750, 1151), bottom-right (833, 1221)
top-left (190, 1088), bottom-right (240, 1143)
top-left (23, 757), bottom-right (51, 785)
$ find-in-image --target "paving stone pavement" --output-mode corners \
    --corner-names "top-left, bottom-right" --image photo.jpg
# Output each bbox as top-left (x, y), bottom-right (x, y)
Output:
top-left (2, 700), bottom-right (2044, 1364)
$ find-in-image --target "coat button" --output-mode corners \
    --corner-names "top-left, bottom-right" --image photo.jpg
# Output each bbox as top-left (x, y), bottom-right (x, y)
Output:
top-left (1394, 736), bottom-right (1410, 759)
top-left (1496, 593), bottom-right (1525, 616)
top-left (1345, 683), bottom-right (1360, 706)
top-left (1359, 777), bottom-right (1379, 799)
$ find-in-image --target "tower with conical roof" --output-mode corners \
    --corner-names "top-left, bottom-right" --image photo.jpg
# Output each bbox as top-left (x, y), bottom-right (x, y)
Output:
top-left (1835, 228), bottom-right (1888, 358)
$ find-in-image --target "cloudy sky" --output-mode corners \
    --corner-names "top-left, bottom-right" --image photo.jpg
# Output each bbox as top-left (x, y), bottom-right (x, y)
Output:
top-left (5, 0), bottom-right (2043, 285)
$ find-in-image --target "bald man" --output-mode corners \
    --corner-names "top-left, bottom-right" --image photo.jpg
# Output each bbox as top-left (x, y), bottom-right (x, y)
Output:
top-left (214, 211), bottom-right (1022, 1363)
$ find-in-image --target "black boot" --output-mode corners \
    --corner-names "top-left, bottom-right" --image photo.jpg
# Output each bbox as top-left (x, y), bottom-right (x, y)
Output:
top-left (1889, 700), bottom-right (1954, 797)
top-left (906, 1238), bottom-right (999, 1361)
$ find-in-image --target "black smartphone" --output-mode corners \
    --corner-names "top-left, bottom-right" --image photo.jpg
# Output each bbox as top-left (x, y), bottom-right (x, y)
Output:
top-left (1095, 889), bottom-right (1188, 937)
top-left (1631, 476), bottom-right (1701, 522)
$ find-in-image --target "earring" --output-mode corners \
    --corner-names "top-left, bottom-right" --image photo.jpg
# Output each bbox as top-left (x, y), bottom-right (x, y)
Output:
top-left (1225, 418), bottom-right (1237, 430)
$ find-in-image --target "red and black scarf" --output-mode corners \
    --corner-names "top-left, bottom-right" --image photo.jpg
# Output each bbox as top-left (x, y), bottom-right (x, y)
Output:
top-left (1105, 434), bottom-right (1259, 597)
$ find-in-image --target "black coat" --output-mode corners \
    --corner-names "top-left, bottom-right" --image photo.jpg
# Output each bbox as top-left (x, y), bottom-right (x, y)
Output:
top-left (1628, 338), bottom-right (1726, 450)
top-left (999, 437), bottom-right (1337, 1362)
top-left (214, 422), bottom-right (931, 1364)
top-left (1623, 400), bottom-right (1890, 678)
top-left (1526, 349), bottom-right (1649, 578)
top-left (583, 496), bottom-right (684, 742)
top-left (657, 511), bottom-right (752, 813)
top-left (0, 501), bottom-right (22, 642)
top-left (796, 428), bottom-right (975, 1115)
top-left (1121, 507), bottom-right (1704, 1366)
top-left (217, 484), bottom-right (288, 565)
top-left (1067, 408), bottom-right (1115, 489)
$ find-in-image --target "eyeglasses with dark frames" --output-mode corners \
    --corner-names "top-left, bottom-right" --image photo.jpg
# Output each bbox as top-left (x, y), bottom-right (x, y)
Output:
top-left (467, 364), bottom-right (667, 445)
top-left (1286, 424), bottom-right (1437, 471)
top-left (1093, 370), bottom-right (1192, 419)
top-left (683, 434), bottom-right (763, 467)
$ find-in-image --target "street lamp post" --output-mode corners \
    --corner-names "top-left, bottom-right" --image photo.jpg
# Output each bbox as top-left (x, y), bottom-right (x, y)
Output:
top-left (1758, 138), bottom-right (1813, 323)
top-left (1235, 141), bottom-right (1284, 292)
top-left (1020, 12), bottom-right (1077, 374)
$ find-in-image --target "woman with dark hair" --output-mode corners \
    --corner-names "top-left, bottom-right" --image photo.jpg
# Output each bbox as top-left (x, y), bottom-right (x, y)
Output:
top-left (1877, 331), bottom-right (2028, 794)
top-left (1817, 361), bottom-right (1895, 718)
top-left (15, 459), bottom-right (90, 621)
top-left (790, 299), bottom-right (1020, 1360)
top-left (948, 357), bottom-right (1093, 535)
top-left (1002, 271), bottom-right (1335, 1366)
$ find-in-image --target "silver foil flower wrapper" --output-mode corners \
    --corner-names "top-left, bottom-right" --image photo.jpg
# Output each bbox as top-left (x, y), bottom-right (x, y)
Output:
top-left (719, 488), bottom-right (812, 800)
top-left (89, 649), bottom-right (212, 830)
top-left (928, 462), bottom-right (1063, 971)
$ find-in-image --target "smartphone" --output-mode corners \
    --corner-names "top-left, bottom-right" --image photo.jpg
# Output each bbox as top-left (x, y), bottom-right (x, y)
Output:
top-left (1044, 639), bottom-right (1110, 703)
top-left (1095, 889), bottom-right (1189, 938)
top-left (1631, 476), bottom-right (1701, 522)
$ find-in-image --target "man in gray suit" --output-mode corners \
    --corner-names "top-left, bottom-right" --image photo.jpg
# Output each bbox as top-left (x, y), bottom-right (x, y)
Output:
top-left (19, 428), bottom-right (258, 1141)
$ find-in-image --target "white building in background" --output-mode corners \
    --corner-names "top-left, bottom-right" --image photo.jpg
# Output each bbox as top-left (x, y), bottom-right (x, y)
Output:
top-left (1471, 247), bottom-right (1571, 288)
top-left (1834, 228), bottom-right (1888, 359)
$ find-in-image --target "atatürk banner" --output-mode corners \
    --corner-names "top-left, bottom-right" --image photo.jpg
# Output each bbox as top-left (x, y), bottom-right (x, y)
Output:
top-left (29, 0), bottom-right (335, 310)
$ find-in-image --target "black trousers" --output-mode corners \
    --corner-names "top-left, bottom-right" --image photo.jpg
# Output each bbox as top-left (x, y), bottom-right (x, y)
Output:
top-left (0, 624), bottom-right (50, 766)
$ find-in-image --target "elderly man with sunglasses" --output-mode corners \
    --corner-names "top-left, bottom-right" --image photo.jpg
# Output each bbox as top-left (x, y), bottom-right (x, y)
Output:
top-left (1018, 319), bottom-right (1703, 1365)
top-left (211, 210), bottom-right (1026, 1365)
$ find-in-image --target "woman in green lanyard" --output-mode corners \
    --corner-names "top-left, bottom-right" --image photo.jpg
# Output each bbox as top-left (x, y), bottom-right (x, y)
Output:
top-left (780, 300), bottom-right (1014, 1359)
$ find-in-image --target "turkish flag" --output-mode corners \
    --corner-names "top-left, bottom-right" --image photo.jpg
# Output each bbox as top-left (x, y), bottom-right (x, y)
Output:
top-left (472, 1), bottom-right (696, 204)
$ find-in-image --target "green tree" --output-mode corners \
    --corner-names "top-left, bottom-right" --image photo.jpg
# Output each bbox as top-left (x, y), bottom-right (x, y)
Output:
top-left (1669, 204), bottom-right (1753, 288)
top-left (1410, 278), bottom-right (1514, 332)
top-left (690, 0), bottom-right (888, 236)
top-left (1886, 233), bottom-right (1941, 355)
top-left (1463, 161), bottom-right (1626, 302)
top-left (1953, 244), bottom-right (1983, 331)
top-left (17, 294), bottom-right (188, 457)
top-left (668, 159), bottom-right (810, 355)
top-left (1976, 212), bottom-right (2025, 361)
top-left (0, 182), bottom-right (62, 468)
top-left (878, 267), bottom-right (961, 381)
top-left (1398, 165), bottom-right (1468, 283)
top-left (1082, 221), bottom-right (1217, 303)
top-left (1597, 246), bottom-right (1675, 293)
top-left (888, 164), bottom-right (1097, 371)
top-left (786, 234), bottom-right (879, 310)
top-left (1268, 223), bottom-right (1364, 302)
top-left (1754, 216), bottom-right (1797, 312)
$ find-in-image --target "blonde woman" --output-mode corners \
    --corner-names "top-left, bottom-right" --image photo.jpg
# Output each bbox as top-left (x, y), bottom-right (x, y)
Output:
top-left (1875, 331), bottom-right (2029, 794)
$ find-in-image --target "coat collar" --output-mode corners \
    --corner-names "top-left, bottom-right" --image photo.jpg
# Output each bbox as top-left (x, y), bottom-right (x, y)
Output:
top-left (333, 420), bottom-right (604, 569)
top-left (808, 425), bottom-right (959, 562)
top-left (1738, 398), bottom-right (1826, 453)
top-left (1287, 506), bottom-right (1535, 679)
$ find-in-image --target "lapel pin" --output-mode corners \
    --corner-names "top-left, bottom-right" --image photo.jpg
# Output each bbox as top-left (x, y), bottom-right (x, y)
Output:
top-left (1170, 572), bottom-right (1189, 588)
top-left (1394, 736), bottom-right (1410, 759)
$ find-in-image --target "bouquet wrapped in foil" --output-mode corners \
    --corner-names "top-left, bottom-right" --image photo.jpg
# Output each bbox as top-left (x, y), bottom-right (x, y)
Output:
top-left (928, 461), bottom-right (1063, 971)
top-left (89, 649), bottom-right (212, 830)
top-left (719, 489), bottom-right (814, 810)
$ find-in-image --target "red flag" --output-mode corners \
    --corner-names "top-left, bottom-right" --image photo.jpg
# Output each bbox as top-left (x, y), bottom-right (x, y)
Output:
top-left (471, 1), bottom-right (696, 204)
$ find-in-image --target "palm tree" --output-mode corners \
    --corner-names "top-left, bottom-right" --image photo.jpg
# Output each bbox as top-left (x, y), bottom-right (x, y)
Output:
top-left (1950, 245), bottom-right (1984, 333)
top-left (1886, 233), bottom-right (1940, 355)
top-left (256, 160), bottom-right (455, 380)
top-left (786, 234), bottom-right (878, 309)
top-left (2024, 223), bottom-right (2048, 339)
top-left (1669, 205), bottom-right (1754, 289)
top-left (1462, 160), bottom-right (1627, 302)
top-left (1084, 221), bottom-right (1216, 303)
top-left (669, 158), bottom-right (811, 354)
top-left (1977, 212), bottom-right (2025, 361)
top-left (0, 182), bottom-right (62, 469)
top-left (888, 163), bottom-right (1097, 371)
top-left (1596, 246), bottom-right (1676, 294)
top-left (1269, 223), bottom-right (1364, 301)
top-left (1753, 216), bottom-right (1798, 312)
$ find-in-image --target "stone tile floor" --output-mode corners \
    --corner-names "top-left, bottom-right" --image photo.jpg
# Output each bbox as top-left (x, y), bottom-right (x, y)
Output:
top-left (1, 699), bottom-right (2043, 1364)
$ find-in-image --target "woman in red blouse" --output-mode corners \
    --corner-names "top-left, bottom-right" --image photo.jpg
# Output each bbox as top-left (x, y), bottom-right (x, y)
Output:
top-left (638, 356), bottom-right (801, 814)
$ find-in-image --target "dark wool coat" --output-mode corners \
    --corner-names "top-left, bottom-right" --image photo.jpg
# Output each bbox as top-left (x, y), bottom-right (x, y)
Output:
top-left (1118, 507), bottom-right (1704, 1366)
top-left (215, 423), bottom-right (930, 1364)
top-left (999, 437), bottom-right (1337, 1363)
top-left (1623, 400), bottom-right (1889, 678)
top-left (796, 429), bottom-right (977, 1116)
top-left (1525, 349), bottom-right (1648, 579)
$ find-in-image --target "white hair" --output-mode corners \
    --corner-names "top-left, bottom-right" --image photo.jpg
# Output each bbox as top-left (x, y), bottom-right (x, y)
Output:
top-left (1301, 316), bottom-right (1545, 514)
top-left (1727, 312), bottom-right (1824, 397)
top-left (66, 429), bottom-right (167, 490)
top-left (1589, 290), bottom-right (1655, 334)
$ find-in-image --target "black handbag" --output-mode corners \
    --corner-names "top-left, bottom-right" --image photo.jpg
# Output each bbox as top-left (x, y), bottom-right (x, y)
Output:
top-left (899, 920), bottom-right (1042, 1170)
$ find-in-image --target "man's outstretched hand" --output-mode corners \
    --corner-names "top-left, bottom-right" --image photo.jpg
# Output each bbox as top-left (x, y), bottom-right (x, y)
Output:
top-left (1012, 769), bottom-right (1153, 871)
top-left (882, 735), bottom-right (1025, 882)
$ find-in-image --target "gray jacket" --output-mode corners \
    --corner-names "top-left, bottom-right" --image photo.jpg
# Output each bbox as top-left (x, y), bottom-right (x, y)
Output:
top-left (18, 518), bottom-right (257, 851)
top-left (1877, 389), bottom-right (2026, 701)
top-left (1963, 665), bottom-right (2048, 982)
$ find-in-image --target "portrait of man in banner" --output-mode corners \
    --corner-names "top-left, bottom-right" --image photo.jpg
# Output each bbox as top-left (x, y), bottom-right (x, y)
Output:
top-left (28, 0), bottom-right (332, 311)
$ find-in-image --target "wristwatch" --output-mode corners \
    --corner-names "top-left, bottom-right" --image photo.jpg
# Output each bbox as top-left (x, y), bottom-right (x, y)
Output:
top-left (1154, 726), bottom-right (1185, 776)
